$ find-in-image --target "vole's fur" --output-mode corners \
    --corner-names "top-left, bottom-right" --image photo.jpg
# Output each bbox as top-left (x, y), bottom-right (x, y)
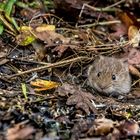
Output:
top-left (88, 56), bottom-right (131, 96)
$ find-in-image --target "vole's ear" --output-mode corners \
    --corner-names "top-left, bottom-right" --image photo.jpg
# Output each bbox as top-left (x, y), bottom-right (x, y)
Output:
top-left (92, 55), bottom-right (105, 65)
top-left (120, 57), bottom-right (129, 65)
top-left (99, 55), bottom-right (104, 60)
top-left (119, 58), bottom-right (129, 71)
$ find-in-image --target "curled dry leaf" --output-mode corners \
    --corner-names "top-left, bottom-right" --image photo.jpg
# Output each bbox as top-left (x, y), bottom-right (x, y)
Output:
top-left (56, 83), bottom-right (96, 114)
top-left (129, 65), bottom-right (140, 77)
top-left (35, 24), bottom-right (55, 32)
top-left (118, 12), bottom-right (137, 29)
top-left (128, 25), bottom-right (140, 47)
top-left (118, 11), bottom-right (140, 47)
top-left (87, 118), bottom-right (116, 136)
top-left (30, 79), bottom-right (60, 91)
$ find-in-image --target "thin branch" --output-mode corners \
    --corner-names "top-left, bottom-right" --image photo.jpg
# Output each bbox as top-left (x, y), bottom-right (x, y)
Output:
top-left (6, 56), bottom-right (90, 79)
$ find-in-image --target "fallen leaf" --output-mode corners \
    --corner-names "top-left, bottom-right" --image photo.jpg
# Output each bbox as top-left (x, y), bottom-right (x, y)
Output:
top-left (30, 79), bottom-right (60, 91)
top-left (118, 120), bottom-right (139, 135)
top-left (16, 24), bottom-right (56, 46)
top-left (34, 30), bottom-right (70, 45)
top-left (87, 118), bottom-right (116, 136)
top-left (7, 123), bottom-right (35, 140)
top-left (118, 11), bottom-right (137, 29)
top-left (129, 65), bottom-right (140, 77)
top-left (128, 48), bottom-right (140, 66)
top-left (16, 26), bottom-right (35, 46)
top-left (36, 24), bottom-right (55, 32)
top-left (128, 25), bottom-right (140, 47)
top-left (56, 83), bottom-right (96, 114)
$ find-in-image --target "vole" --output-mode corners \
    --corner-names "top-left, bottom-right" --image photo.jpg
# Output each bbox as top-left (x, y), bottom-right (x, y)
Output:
top-left (88, 56), bottom-right (131, 96)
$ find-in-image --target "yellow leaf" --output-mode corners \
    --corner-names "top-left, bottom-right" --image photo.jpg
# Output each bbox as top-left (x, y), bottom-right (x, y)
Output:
top-left (16, 34), bottom-right (35, 46)
top-left (16, 26), bottom-right (35, 46)
top-left (30, 79), bottom-right (60, 91)
top-left (36, 24), bottom-right (55, 32)
top-left (20, 26), bottom-right (33, 31)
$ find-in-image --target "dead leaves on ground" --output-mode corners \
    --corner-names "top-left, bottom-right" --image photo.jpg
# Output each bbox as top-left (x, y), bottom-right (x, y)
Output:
top-left (71, 118), bottom-right (139, 139)
top-left (56, 83), bottom-right (96, 114)
top-left (119, 11), bottom-right (140, 47)
top-left (16, 23), bottom-right (79, 58)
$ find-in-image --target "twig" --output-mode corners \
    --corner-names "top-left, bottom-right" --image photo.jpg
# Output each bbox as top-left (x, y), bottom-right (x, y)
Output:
top-left (6, 56), bottom-right (90, 79)
top-left (76, 2), bottom-right (140, 28)
top-left (77, 20), bottom-right (121, 28)
top-left (76, 3), bottom-right (120, 27)
top-left (77, 18), bottom-right (140, 28)
top-left (132, 79), bottom-right (140, 87)
top-left (105, 0), bottom-right (125, 9)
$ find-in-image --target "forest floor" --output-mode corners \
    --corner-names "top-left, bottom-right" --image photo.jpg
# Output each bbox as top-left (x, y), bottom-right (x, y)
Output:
top-left (0, 0), bottom-right (140, 140)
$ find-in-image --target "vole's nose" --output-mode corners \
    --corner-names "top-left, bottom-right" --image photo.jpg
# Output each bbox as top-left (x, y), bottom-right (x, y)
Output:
top-left (98, 84), bottom-right (107, 90)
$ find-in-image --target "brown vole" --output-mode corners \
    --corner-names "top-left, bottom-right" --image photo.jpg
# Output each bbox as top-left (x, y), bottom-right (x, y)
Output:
top-left (88, 56), bottom-right (131, 96)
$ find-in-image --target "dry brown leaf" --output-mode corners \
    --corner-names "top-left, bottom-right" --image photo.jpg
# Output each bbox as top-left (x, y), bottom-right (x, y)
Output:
top-left (118, 12), bottom-right (137, 29)
top-left (128, 48), bottom-right (140, 66)
top-left (56, 83), bottom-right (96, 114)
top-left (87, 118), bottom-right (116, 136)
top-left (56, 83), bottom-right (78, 96)
top-left (67, 88), bottom-right (96, 114)
top-left (34, 30), bottom-right (70, 45)
top-left (118, 11), bottom-right (140, 47)
top-left (129, 65), bottom-right (140, 77)
top-left (118, 120), bottom-right (139, 135)
top-left (7, 123), bottom-right (35, 140)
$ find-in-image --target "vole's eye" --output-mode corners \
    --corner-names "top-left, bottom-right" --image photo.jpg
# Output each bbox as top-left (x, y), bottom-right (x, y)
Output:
top-left (97, 72), bottom-right (101, 77)
top-left (112, 74), bottom-right (116, 80)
